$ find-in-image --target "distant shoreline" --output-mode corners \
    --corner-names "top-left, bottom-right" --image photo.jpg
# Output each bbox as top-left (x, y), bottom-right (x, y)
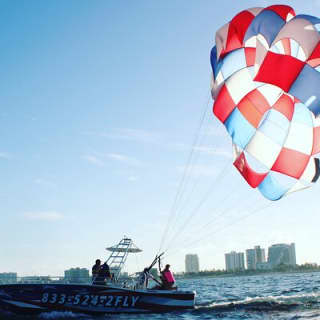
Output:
top-left (177, 268), bottom-right (320, 280)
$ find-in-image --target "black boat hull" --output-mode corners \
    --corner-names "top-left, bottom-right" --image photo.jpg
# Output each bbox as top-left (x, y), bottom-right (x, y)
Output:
top-left (0, 284), bottom-right (195, 314)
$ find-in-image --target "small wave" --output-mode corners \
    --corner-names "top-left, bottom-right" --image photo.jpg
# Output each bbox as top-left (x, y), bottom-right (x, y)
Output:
top-left (290, 310), bottom-right (320, 319)
top-left (281, 289), bottom-right (302, 295)
top-left (195, 292), bottom-right (320, 314)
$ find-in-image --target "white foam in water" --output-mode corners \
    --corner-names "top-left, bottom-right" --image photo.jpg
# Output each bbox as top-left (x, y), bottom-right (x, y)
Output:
top-left (39, 311), bottom-right (88, 319)
top-left (205, 291), bottom-right (320, 309)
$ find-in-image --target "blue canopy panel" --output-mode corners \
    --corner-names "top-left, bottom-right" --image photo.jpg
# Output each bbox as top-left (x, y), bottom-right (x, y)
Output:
top-left (289, 64), bottom-right (320, 116)
top-left (258, 172), bottom-right (290, 200)
top-left (244, 10), bottom-right (286, 47)
top-left (291, 102), bottom-right (314, 127)
top-left (210, 46), bottom-right (219, 79)
top-left (224, 107), bottom-right (256, 150)
top-left (219, 48), bottom-right (247, 82)
top-left (259, 109), bottom-right (290, 146)
top-left (293, 14), bottom-right (320, 27)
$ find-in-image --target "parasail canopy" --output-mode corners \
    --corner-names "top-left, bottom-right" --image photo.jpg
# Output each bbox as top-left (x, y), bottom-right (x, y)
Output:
top-left (211, 5), bottom-right (320, 200)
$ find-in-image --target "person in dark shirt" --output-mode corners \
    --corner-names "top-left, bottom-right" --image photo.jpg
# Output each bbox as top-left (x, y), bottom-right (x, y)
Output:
top-left (92, 259), bottom-right (101, 282)
top-left (93, 261), bottom-right (111, 285)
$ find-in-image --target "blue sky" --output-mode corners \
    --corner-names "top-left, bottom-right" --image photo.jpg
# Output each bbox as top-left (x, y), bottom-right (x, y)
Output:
top-left (1, 0), bottom-right (320, 276)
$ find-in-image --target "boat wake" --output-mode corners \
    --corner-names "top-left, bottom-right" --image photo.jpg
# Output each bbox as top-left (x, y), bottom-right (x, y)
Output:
top-left (194, 292), bottom-right (320, 314)
top-left (0, 310), bottom-right (90, 320)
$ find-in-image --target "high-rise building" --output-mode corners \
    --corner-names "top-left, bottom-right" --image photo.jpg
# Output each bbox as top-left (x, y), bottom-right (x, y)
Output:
top-left (185, 254), bottom-right (200, 273)
top-left (246, 246), bottom-right (266, 270)
top-left (288, 243), bottom-right (296, 266)
top-left (268, 243), bottom-right (296, 267)
top-left (225, 251), bottom-right (245, 272)
top-left (246, 249), bottom-right (256, 270)
top-left (64, 268), bottom-right (90, 284)
top-left (255, 246), bottom-right (266, 263)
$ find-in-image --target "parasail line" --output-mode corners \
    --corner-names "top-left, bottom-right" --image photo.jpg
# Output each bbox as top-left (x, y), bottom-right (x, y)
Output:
top-left (165, 199), bottom-right (273, 258)
top-left (163, 159), bottom-right (232, 253)
top-left (164, 183), bottom-right (246, 255)
top-left (158, 89), bottom-right (212, 254)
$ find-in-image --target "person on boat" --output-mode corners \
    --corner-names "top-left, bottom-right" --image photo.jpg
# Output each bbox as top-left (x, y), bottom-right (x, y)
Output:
top-left (160, 264), bottom-right (176, 289)
top-left (93, 261), bottom-right (111, 285)
top-left (92, 259), bottom-right (101, 281)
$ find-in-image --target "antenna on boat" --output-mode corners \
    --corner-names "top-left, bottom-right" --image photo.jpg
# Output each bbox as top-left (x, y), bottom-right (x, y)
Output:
top-left (105, 236), bottom-right (142, 281)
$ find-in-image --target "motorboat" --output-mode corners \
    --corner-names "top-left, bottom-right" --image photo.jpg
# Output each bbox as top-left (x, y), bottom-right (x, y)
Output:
top-left (0, 238), bottom-right (195, 314)
top-left (0, 283), bottom-right (195, 314)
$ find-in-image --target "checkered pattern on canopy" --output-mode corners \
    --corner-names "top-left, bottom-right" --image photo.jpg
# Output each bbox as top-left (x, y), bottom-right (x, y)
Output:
top-left (211, 5), bottom-right (320, 200)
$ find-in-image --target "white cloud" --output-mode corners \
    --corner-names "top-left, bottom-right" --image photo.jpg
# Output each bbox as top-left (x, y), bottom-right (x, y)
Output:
top-left (101, 128), bottom-right (162, 144)
top-left (23, 211), bottom-right (64, 221)
top-left (34, 178), bottom-right (56, 188)
top-left (128, 175), bottom-right (139, 182)
top-left (82, 155), bottom-right (104, 166)
top-left (193, 146), bottom-right (231, 158)
top-left (106, 153), bottom-right (142, 167)
top-left (83, 152), bottom-right (142, 167)
top-left (174, 143), bottom-right (231, 158)
top-left (0, 152), bottom-right (11, 159)
top-left (88, 127), bottom-right (230, 158)
top-left (177, 164), bottom-right (218, 177)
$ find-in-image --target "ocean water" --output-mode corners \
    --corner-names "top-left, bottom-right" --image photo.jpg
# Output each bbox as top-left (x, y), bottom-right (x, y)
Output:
top-left (1, 272), bottom-right (320, 320)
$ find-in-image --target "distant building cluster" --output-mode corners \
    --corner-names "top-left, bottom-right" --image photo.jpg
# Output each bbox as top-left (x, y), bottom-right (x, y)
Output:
top-left (0, 268), bottom-right (91, 285)
top-left (225, 251), bottom-right (245, 272)
top-left (225, 243), bottom-right (296, 271)
top-left (20, 276), bottom-right (52, 284)
top-left (0, 244), bottom-right (299, 282)
top-left (246, 246), bottom-right (266, 270)
top-left (0, 273), bottom-right (17, 284)
top-left (64, 268), bottom-right (90, 283)
top-left (0, 264), bottom-right (139, 285)
top-left (185, 254), bottom-right (200, 273)
top-left (268, 243), bottom-right (296, 268)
